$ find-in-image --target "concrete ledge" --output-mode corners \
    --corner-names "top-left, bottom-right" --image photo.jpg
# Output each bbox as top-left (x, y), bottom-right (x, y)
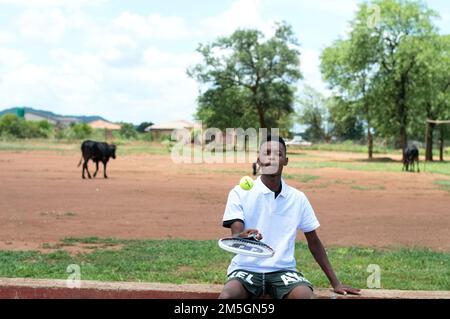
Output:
top-left (0, 278), bottom-right (449, 299)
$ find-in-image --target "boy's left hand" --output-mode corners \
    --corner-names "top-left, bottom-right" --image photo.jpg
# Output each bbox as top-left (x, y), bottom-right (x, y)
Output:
top-left (333, 284), bottom-right (361, 295)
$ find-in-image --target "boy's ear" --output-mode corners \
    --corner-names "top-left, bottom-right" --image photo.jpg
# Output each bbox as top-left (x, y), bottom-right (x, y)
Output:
top-left (257, 157), bottom-right (261, 165)
top-left (285, 157), bottom-right (289, 166)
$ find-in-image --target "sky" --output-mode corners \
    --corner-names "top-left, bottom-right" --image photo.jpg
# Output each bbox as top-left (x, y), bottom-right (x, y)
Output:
top-left (0, 0), bottom-right (448, 125)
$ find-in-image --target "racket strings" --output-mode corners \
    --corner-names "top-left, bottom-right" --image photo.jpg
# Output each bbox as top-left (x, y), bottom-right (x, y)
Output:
top-left (223, 238), bottom-right (273, 250)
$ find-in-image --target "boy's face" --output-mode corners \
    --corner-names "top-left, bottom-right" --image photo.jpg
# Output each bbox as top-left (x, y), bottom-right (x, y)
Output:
top-left (257, 141), bottom-right (288, 175)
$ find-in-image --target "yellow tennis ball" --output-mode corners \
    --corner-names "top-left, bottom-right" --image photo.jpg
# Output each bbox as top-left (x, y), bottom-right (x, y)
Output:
top-left (239, 176), bottom-right (254, 191)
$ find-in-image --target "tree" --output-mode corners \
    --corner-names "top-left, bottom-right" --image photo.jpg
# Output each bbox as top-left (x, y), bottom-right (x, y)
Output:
top-left (327, 96), bottom-right (365, 141)
top-left (369, 0), bottom-right (438, 160)
top-left (120, 123), bottom-right (138, 139)
top-left (297, 86), bottom-right (331, 142)
top-left (71, 123), bottom-right (93, 140)
top-left (136, 122), bottom-right (153, 133)
top-left (0, 114), bottom-right (53, 138)
top-left (195, 86), bottom-right (259, 130)
top-left (321, 30), bottom-right (377, 158)
top-left (412, 35), bottom-right (450, 161)
top-left (188, 22), bottom-right (302, 131)
top-left (321, 0), bottom-right (441, 161)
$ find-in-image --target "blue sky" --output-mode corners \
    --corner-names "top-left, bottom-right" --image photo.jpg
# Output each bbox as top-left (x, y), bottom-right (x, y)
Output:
top-left (0, 0), bottom-right (448, 124)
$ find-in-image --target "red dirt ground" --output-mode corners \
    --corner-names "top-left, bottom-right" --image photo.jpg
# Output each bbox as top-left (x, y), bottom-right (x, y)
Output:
top-left (0, 150), bottom-right (449, 251)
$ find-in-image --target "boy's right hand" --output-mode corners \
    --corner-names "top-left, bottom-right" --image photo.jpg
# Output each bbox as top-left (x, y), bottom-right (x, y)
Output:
top-left (237, 229), bottom-right (263, 240)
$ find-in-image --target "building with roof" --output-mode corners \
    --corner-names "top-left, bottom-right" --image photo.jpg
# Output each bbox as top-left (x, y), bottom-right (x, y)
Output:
top-left (145, 120), bottom-right (201, 140)
top-left (88, 120), bottom-right (121, 130)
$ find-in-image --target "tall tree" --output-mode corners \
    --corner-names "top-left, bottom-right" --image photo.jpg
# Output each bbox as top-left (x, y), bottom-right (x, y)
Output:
top-left (369, 0), bottom-right (437, 160)
top-left (412, 35), bottom-right (450, 161)
top-left (188, 22), bottom-right (302, 131)
top-left (297, 86), bottom-right (330, 142)
top-left (321, 0), bottom-right (440, 161)
top-left (321, 23), bottom-right (378, 159)
top-left (195, 86), bottom-right (258, 130)
top-left (327, 96), bottom-right (365, 141)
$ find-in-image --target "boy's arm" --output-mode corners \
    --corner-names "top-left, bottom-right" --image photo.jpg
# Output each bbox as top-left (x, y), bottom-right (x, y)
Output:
top-left (229, 221), bottom-right (262, 240)
top-left (304, 230), bottom-right (361, 295)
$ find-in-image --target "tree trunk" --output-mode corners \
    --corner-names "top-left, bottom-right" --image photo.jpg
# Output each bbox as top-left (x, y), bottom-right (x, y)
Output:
top-left (400, 124), bottom-right (407, 161)
top-left (425, 123), bottom-right (434, 161)
top-left (364, 100), bottom-right (372, 161)
top-left (439, 125), bottom-right (444, 161)
top-left (398, 77), bottom-right (408, 162)
top-left (252, 86), bottom-right (266, 129)
top-left (256, 103), bottom-right (266, 128)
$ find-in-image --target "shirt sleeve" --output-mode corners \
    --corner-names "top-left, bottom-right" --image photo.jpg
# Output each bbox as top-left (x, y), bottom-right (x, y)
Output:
top-left (222, 188), bottom-right (245, 228)
top-left (297, 193), bottom-right (320, 232)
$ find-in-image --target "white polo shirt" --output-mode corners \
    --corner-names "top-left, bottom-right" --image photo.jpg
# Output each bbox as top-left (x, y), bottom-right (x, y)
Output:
top-left (222, 176), bottom-right (320, 274)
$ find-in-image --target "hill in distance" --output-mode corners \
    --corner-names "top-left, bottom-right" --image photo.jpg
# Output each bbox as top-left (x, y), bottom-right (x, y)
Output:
top-left (0, 107), bottom-right (108, 123)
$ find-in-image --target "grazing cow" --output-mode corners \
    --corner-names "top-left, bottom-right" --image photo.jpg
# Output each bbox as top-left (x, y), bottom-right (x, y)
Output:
top-left (403, 146), bottom-right (420, 173)
top-left (77, 140), bottom-right (117, 179)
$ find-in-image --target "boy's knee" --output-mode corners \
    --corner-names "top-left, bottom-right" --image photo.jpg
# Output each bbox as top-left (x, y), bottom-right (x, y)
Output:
top-left (218, 290), bottom-right (247, 299)
top-left (219, 281), bottom-right (249, 299)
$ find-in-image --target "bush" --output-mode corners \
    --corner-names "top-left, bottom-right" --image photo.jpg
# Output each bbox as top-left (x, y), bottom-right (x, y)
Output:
top-left (70, 123), bottom-right (93, 140)
top-left (0, 114), bottom-right (27, 137)
top-left (0, 114), bottom-right (53, 138)
top-left (136, 122), bottom-right (153, 133)
top-left (119, 123), bottom-right (138, 139)
top-left (140, 132), bottom-right (153, 142)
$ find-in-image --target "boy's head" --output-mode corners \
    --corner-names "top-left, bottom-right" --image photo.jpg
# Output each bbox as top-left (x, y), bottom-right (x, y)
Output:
top-left (257, 135), bottom-right (288, 176)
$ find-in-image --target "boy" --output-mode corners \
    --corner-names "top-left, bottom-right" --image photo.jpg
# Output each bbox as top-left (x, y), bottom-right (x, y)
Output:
top-left (219, 136), bottom-right (360, 299)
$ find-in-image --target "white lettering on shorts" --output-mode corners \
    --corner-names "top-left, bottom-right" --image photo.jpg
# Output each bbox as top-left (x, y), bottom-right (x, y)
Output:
top-left (229, 271), bottom-right (255, 285)
top-left (280, 272), bottom-right (305, 286)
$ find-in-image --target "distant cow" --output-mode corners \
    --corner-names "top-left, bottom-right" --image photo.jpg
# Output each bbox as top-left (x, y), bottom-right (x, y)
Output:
top-left (403, 146), bottom-right (420, 173)
top-left (252, 162), bottom-right (260, 176)
top-left (78, 140), bottom-right (117, 179)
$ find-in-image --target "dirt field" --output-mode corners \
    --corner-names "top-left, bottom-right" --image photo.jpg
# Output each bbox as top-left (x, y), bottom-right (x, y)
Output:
top-left (0, 149), bottom-right (449, 251)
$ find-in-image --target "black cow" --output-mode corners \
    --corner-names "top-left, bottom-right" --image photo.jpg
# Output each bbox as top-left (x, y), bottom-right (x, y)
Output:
top-left (78, 140), bottom-right (117, 179)
top-left (252, 162), bottom-right (260, 176)
top-left (403, 146), bottom-right (420, 173)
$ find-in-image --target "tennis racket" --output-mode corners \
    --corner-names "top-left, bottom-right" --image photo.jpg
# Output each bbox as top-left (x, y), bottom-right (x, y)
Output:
top-left (218, 234), bottom-right (275, 258)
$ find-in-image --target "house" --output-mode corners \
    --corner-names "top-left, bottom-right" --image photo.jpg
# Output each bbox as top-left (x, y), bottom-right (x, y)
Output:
top-left (145, 120), bottom-right (201, 140)
top-left (88, 120), bottom-right (121, 130)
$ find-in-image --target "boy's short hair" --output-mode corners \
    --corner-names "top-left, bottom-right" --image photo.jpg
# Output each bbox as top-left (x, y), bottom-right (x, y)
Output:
top-left (260, 135), bottom-right (287, 152)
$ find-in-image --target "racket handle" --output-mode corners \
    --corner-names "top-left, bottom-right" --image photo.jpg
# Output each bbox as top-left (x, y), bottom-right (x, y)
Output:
top-left (248, 233), bottom-right (259, 241)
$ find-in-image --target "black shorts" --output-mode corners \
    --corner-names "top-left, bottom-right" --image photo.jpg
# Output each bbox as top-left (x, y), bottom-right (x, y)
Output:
top-left (227, 269), bottom-right (313, 299)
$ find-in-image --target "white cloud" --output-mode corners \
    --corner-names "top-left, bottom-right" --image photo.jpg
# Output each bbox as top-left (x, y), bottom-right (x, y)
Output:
top-left (302, 0), bottom-right (358, 16)
top-left (0, 31), bottom-right (14, 44)
top-left (0, 0), bottom-right (106, 8)
top-left (200, 0), bottom-right (274, 37)
top-left (0, 43), bottom-right (200, 123)
top-left (0, 48), bottom-right (28, 70)
top-left (0, 0), bottom-right (339, 124)
top-left (16, 9), bottom-right (68, 43)
top-left (113, 12), bottom-right (191, 40)
top-left (300, 48), bottom-right (330, 96)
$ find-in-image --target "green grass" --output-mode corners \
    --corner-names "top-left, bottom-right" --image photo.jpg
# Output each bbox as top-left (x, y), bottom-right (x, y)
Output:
top-left (1, 139), bottom-right (449, 176)
top-left (0, 139), bottom-right (78, 153)
top-left (305, 142), bottom-right (395, 154)
top-left (0, 238), bottom-right (448, 290)
top-left (434, 179), bottom-right (450, 192)
top-left (305, 141), bottom-right (450, 157)
top-left (0, 139), bottom-right (169, 156)
top-left (289, 160), bottom-right (450, 176)
top-left (284, 173), bottom-right (320, 183)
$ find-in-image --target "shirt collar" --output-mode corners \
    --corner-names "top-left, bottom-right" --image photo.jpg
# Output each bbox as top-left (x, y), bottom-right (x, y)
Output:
top-left (255, 176), bottom-right (289, 198)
